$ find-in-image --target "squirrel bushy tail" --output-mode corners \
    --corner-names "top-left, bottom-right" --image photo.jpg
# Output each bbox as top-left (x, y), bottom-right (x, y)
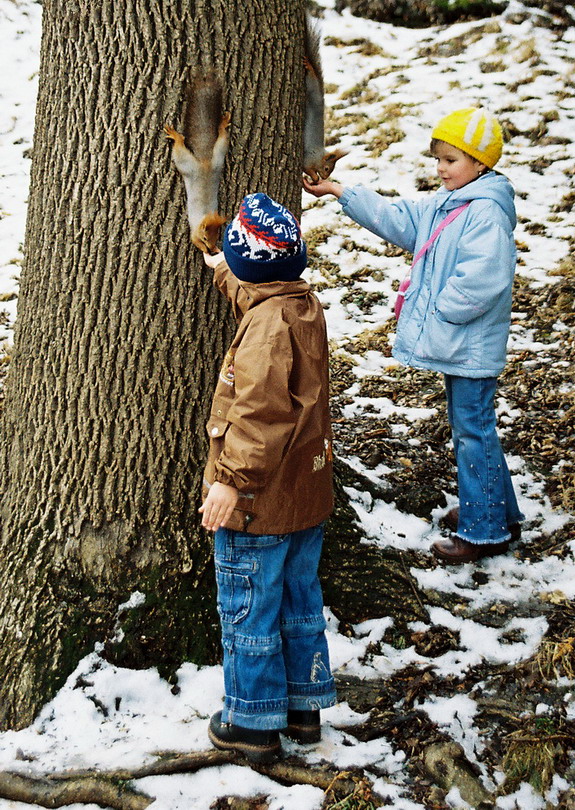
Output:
top-left (165, 72), bottom-right (230, 254)
top-left (304, 15), bottom-right (347, 183)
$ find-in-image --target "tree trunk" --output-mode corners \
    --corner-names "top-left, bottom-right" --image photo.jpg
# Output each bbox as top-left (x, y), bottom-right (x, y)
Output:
top-left (0, 0), bottom-right (307, 730)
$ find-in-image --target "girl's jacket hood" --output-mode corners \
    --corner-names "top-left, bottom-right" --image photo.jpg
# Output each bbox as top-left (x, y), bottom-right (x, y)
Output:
top-left (434, 172), bottom-right (516, 229)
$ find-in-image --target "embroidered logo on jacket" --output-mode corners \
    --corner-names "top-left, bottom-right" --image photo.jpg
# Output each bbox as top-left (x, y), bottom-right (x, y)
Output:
top-left (312, 439), bottom-right (333, 472)
top-left (219, 349), bottom-right (236, 387)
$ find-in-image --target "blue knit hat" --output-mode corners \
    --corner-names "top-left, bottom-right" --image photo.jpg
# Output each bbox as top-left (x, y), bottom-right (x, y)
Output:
top-left (223, 193), bottom-right (307, 283)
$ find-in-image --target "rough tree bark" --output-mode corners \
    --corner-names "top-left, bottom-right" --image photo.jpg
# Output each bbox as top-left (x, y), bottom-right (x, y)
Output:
top-left (0, 0), bottom-right (308, 730)
top-left (0, 0), bottom-right (429, 734)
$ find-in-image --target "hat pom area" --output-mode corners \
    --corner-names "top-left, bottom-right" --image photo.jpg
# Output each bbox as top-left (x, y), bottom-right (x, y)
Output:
top-left (431, 107), bottom-right (503, 168)
top-left (223, 193), bottom-right (308, 283)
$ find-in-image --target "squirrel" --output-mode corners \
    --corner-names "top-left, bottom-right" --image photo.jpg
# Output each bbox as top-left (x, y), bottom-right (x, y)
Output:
top-left (303, 15), bottom-right (347, 184)
top-left (165, 73), bottom-right (230, 254)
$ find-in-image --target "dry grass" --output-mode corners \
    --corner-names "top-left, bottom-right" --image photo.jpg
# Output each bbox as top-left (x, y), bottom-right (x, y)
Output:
top-left (513, 37), bottom-right (540, 63)
top-left (502, 719), bottom-right (571, 794)
top-left (323, 777), bottom-right (379, 810)
top-left (369, 125), bottom-right (405, 157)
top-left (537, 637), bottom-right (575, 680)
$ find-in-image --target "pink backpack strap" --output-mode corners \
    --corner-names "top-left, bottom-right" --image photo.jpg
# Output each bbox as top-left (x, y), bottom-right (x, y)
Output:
top-left (394, 201), bottom-right (471, 320)
top-left (410, 202), bottom-right (471, 269)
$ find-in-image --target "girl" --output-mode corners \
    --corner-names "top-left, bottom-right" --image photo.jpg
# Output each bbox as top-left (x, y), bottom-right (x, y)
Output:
top-left (303, 107), bottom-right (523, 564)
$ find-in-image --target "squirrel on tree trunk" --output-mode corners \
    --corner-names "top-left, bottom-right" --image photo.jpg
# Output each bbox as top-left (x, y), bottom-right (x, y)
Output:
top-left (304, 15), bottom-right (347, 183)
top-left (165, 73), bottom-right (230, 254)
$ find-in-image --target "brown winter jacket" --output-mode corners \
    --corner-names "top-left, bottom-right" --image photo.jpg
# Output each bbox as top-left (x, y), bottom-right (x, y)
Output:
top-left (202, 259), bottom-right (334, 535)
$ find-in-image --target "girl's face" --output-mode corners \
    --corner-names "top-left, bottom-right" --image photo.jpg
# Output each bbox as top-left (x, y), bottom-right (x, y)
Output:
top-left (432, 140), bottom-right (486, 190)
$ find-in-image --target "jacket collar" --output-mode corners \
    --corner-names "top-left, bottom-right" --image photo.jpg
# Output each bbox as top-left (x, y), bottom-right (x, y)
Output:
top-left (434, 171), bottom-right (516, 227)
top-left (238, 278), bottom-right (312, 309)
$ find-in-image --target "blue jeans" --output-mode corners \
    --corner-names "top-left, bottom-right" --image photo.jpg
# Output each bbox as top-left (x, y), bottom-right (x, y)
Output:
top-left (445, 375), bottom-right (524, 545)
top-left (214, 523), bottom-right (336, 730)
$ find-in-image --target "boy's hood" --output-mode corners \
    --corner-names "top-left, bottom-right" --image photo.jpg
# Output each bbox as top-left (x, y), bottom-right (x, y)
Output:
top-left (435, 171), bottom-right (517, 229)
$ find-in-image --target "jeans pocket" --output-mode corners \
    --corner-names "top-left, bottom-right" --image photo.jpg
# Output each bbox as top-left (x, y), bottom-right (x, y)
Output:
top-left (232, 532), bottom-right (288, 549)
top-left (215, 559), bottom-right (255, 625)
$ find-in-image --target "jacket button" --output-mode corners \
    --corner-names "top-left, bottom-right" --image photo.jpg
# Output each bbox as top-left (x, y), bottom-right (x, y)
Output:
top-left (211, 427), bottom-right (219, 436)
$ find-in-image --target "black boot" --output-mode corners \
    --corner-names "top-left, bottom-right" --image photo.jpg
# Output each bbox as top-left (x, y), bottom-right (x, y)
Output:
top-left (208, 711), bottom-right (281, 763)
top-left (284, 709), bottom-right (321, 743)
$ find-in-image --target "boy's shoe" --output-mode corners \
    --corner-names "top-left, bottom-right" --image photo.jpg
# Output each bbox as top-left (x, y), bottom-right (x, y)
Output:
top-left (441, 506), bottom-right (521, 543)
top-left (283, 709), bottom-right (321, 743)
top-left (432, 534), bottom-right (510, 564)
top-left (208, 711), bottom-right (281, 763)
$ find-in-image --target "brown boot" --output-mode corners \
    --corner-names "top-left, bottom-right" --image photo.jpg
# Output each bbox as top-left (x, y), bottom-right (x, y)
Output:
top-left (440, 507), bottom-right (521, 543)
top-left (432, 534), bottom-right (510, 564)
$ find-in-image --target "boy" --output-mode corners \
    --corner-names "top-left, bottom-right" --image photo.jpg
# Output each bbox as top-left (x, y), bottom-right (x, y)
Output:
top-left (200, 193), bottom-right (337, 762)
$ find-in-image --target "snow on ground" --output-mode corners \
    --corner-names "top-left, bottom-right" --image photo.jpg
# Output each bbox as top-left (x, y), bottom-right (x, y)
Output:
top-left (0, 0), bottom-right (574, 807)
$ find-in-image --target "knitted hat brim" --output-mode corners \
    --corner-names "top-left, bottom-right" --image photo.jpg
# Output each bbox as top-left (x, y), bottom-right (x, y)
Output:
top-left (223, 225), bottom-right (308, 283)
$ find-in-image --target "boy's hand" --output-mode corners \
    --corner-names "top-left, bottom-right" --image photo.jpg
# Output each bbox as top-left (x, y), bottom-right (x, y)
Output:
top-left (302, 176), bottom-right (344, 199)
top-left (203, 250), bottom-right (224, 269)
top-left (199, 482), bottom-right (239, 531)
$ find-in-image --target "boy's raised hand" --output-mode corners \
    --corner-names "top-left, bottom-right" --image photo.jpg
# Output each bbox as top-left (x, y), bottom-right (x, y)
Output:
top-left (199, 481), bottom-right (239, 531)
top-left (302, 176), bottom-right (344, 199)
top-left (203, 250), bottom-right (224, 268)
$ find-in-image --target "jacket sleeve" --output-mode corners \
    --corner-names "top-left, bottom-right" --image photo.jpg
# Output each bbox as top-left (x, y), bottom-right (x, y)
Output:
top-left (213, 314), bottom-right (296, 492)
top-left (212, 259), bottom-right (251, 320)
top-left (340, 185), bottom-right (425, 253)
top-left (434, 213), bottom-right (516, 325)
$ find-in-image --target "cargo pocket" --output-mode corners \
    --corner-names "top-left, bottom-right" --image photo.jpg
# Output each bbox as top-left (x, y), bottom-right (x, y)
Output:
top-left (215, 559), bottom-right (256, 625)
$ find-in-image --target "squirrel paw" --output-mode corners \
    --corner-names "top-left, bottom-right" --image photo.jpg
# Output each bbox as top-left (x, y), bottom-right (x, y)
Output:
top-left (303, 166), bottom-right (321, 184)
top-left (192, 213), bottom-right (227, 254)
top-left (164, 125), bottom-right (185, 146)
top-left (218, 111), bottom-right (231, 139)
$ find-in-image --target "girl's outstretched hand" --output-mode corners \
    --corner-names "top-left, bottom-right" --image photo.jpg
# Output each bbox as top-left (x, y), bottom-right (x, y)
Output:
top-left (302, 176), bottom-right (344, 199)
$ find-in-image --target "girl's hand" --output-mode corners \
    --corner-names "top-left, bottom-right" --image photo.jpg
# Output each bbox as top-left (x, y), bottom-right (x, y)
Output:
top-left (203, 250), bottom-right (224, 268)
top-left (302, 177), bottom-right (344, 199)
top-left (199, 481), bottom-right (239, 531)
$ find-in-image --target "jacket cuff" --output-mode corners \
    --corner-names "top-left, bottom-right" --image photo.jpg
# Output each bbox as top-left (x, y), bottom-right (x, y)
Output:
top-left (213, 258), bottom-right (232, 286)
top-left (339, 186), bottom-right (354, 208)
top-left (212, 260), bottom-right (250, 320)
top-left (213, 466), bottom-right (240, 489)
top-left (213, 463), bottom-right (262, 494)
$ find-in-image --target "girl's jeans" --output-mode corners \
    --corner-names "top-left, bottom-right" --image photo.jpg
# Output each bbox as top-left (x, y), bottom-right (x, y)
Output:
top-left (214, 522), bottom-right (337, 730)
top-left (445, 375), bottom-right (524, 545)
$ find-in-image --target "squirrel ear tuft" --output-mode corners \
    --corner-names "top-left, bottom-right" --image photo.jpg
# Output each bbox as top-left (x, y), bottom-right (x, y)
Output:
top-left (321, 148), bottom-right (348, 179)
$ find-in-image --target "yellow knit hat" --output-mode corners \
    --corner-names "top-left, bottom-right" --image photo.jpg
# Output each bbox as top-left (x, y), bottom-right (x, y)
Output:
top-left (431, 107), bottom-right (503, 168)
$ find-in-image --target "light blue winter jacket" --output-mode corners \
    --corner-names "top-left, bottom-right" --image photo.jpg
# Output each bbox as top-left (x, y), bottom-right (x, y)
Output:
top-left (339, 172), bottom-right (517, 378)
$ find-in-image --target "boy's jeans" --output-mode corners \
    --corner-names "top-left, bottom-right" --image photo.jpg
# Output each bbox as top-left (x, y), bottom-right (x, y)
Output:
top-left (445, 375), bottom-right (524, 545)
top-left (214, 522), bottom-right (337, 730)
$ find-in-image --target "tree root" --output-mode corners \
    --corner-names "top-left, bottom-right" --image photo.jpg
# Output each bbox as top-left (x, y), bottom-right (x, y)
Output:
top-left (423, 742), bottom-right (494, 809)
top-left (0, 748), bottom-right (375, 808)
top-left (0, 769), bottom-right (154, 809)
